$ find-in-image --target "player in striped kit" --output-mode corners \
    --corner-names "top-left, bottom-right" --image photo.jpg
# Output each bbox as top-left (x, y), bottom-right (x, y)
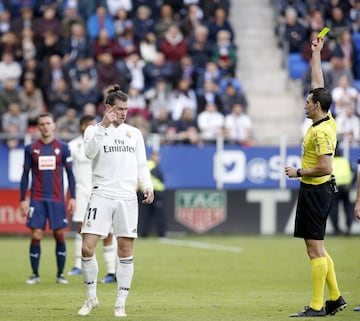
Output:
top-left (78, 84), bottom-right (154, 317)
top-left (20, 112), bottom-right (76, 285)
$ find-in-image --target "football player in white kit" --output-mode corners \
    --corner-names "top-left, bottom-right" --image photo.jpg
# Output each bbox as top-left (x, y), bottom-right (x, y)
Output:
top-left (78, 84), bottom-right (154, 318)
top-left (68, 114), bottom-right (117, 283)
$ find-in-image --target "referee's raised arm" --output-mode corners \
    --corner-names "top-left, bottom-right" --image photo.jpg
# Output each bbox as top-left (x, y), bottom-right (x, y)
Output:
top-left (310, 37), bottom-right (325, 89)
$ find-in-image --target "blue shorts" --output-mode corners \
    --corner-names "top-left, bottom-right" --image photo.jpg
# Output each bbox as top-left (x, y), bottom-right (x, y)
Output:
top-left (26, 200), bottom-right (69, 230)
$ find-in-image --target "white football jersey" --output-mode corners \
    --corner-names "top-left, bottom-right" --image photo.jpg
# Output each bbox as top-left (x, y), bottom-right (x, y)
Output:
top-left (84, 123), bottom-right (153, 199)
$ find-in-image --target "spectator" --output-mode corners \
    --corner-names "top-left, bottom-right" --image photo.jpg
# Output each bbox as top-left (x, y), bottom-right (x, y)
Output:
top-left (332, 30), bottom-right (358, 79)
top-left (220, 80), bottom-right (248, 114)
top-left (283, 7), bottom-right (309, 53)
top-left (139, 31), bottom-right (158, 63)
top-left (307, 9), bottom-right (325, 34)
top-left (301, 31), bottom-right (333, 64)
top-left (326, 6), bottom-right (351, 42)
top-left (206, 7), bottom-right (234, 45)
top-left (10, 6), bottom-right (36, 39)
top-left (179, 54), bottom-right (196, 87)
top-left (0, 10), bottom-right (12, 36)
top-left (154, 4), bottom-right (178, 39)
top-left (197, 103), bottom-right (225, 143)
top-left (34, 5), bottom-right (61, 40)
top-left (71, 75), bottom-right (102, 115)
top-left (160, 24), bottom-right (188, 63)
top-left (113, 7), bottom-right (133, 38)
top-left (187, 24), bottom-right (213, 70)
top-left (146, 78), bottom-right (172, 120)
top-left (96, 52), bottom-right (122, 91)
top-left (1, 101), bottom-right (28, 135)
top-left (336, 102), bottom-right (360, 148)
top-left (68, 55), bottom-right (98, 91)
top-left (21, 27), bottom-right (37, 61)
top-left (93, 28), bottom-right (127, 62)
top-left (86, 5), bottom-right (115, 40)
top-left (143, 52), bottom-right (180, 91)
top-left (181, 3), bottom-right (204, 37)
top-left (133, 5), bottom-right (155, 43)
top-left (196, 79), bottom-right (223, 114)
top-left (20, 58), bottom-right (43, 87)
top-left (224, 102), bottom-right (252, 146)
top-left (0, 31), bottom-right (22, 61)
top-left (127, 87), bottom-right (149, 119)
top-left (127, 111), bottom-right (151, 139)
top-left (150, 106), bottom-right (177, 143)
top-left (36, 30), bottom-right (63, 63)
top-left (174, 107), bottom-right (201, 145)
top-left (105, 0), bottom-right (132, 16)
top-left (117, 27), bottom-right (138, 58)
top-left (19, 78), bottom-right (44, 126)
top-left (350, 0), bottom-right (360, 33)
top-left (324, 50), bottom-right (354, 91)
top-left (56, 107), bottom-right (80, 141)
top-left (46, 78), bottom-right (72, 119)
top-left (331, 75), bottom-right (358, 117)
top-left (0, 78), bottom-right (21, 115)
top-left (126, 52), bottom-right (145, 91)
top-left (62, 22), bottom-right (93, 67)
top-left (0, 51), bottom-right (22, 87)
top-left (169, 78), bottom-right (197, 121)
top-left (41, 54), bottom-right (72, 104)
top-left (196, 60), bottom-right (222, 93)
top-left (60, 6), bottom-right (85, 40)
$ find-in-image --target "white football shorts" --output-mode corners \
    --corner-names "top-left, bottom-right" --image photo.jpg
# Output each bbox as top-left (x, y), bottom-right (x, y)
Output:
top-left (81, 193), bottom-right (138, 239)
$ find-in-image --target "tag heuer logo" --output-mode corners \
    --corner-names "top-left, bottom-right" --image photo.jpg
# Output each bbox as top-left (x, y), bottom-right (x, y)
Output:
top-left (175, 191), bottom-right (226, 233)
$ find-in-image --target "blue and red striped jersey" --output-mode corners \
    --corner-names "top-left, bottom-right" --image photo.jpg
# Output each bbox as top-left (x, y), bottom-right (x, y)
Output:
top-left (20, 138), bottom-right (76, 202)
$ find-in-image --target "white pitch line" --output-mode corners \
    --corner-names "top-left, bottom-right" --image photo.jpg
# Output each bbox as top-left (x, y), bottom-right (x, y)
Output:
top-left (159, 238), bottom-right (242, 253)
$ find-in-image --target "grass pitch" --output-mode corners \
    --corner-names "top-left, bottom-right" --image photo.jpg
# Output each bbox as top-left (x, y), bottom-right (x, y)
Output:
top-left (0, 234), bottom-right (359, 321)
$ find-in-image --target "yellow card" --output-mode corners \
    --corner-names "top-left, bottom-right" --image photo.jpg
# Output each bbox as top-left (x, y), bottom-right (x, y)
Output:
top-left (317, 27), bottom-right (330, 39)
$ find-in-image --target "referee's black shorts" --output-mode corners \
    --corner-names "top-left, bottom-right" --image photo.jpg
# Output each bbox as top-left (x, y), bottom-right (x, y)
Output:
top-left (294, 181), bottom-right (333, 240)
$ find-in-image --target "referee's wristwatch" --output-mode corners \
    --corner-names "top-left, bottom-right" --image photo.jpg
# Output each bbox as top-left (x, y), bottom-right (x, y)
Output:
top-left (296, 168), bottom-right (302, 177)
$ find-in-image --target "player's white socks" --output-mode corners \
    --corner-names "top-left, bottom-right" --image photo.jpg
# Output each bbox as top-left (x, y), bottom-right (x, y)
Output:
top-left (74, 233), bottom-right (82, 269)
top-left (82, 255), bottom-right (98, 299)
top-left (103, 243), bottom-right (116, 275)
top-left (115, 256), bottom-right (134, 307)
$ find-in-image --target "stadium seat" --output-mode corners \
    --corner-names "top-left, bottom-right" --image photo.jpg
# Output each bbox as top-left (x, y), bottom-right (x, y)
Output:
top-left (287, 53), bottom-right (309, 80)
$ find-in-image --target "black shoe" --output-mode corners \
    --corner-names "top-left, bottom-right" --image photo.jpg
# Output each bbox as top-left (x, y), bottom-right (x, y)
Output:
top-left (325, 295), bottom-right (347, 315)
top-left (289, 306), bottom-right (326, 317)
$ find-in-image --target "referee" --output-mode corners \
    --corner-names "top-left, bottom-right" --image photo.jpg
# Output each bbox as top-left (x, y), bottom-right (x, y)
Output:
top-left (285, 36), bottom-right (347, 317)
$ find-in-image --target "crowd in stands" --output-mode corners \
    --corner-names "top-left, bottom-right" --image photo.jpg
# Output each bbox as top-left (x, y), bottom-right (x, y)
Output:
top-left (273, 0), bottom-right (360, 148)
top-left (0, 0), bottom-right (253, 149)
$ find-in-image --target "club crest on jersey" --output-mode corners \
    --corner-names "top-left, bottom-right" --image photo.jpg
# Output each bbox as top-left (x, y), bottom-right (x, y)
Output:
top-left (54, 148), bottom-right (60, 155)
top-left (126, 131), bottom-right (131, 138)
top-left (86, 220), bottom-right (91, 228)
